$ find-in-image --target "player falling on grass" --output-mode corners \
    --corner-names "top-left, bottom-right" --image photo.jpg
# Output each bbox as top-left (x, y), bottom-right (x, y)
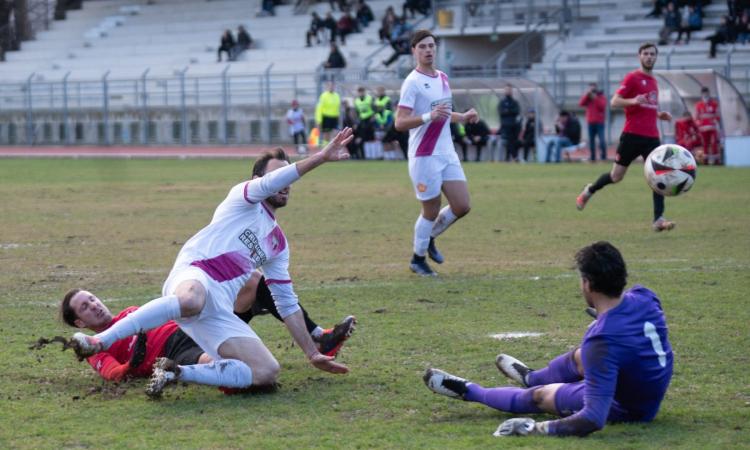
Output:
top-left (423, 241), bottom-right (673, 437)
top-left (60, 270), bottom-right (355, 388)
top-left (395, 29), bottom-right (479, 277)
top-left (576, 43), bottom-right (675, 232)
top-left (68, 129), bottom-right (355, 397)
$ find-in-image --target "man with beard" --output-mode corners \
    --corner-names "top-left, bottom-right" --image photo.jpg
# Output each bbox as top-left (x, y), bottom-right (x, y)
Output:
top-left (575, 43), bottom-right (675, 232)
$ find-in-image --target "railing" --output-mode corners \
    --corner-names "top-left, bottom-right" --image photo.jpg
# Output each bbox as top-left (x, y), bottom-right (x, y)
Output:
top-left (432, 0), bottom-right (580, 35)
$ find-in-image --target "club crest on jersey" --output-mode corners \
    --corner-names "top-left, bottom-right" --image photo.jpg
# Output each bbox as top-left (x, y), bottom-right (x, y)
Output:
top-left (642, 80), bottom-right (647, 86)
top-left (424, 83), bottom-right (430, 88)
top-left (417, 183), bottom-right (427, 192)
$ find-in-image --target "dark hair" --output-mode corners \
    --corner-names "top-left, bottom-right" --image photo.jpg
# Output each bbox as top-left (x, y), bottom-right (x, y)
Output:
top-left (559, 110), bottom-right (570, 117)
top-left (701, 86), bottom-right (710, 93)
top-left (60, 288), bottom-right (81, 327)
top-left (638, 42), bottom-right (658, 55)
top-left (410, 29), bottom-right (437, 48)
top-left (252, 147), bottom-right (290, 178)
top-left (575, 241), bottom-right (628, 298)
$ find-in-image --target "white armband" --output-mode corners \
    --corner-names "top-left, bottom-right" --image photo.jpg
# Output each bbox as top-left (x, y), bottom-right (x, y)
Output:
top-left (421, 112), bottom-right (432, 124)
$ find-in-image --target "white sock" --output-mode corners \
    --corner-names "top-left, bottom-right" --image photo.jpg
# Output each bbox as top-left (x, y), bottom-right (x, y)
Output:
top-left (413, 215), bottom-right (435, 257)
top-left (311, 326), bottom-right (324, 339)
top-left (96, 295), bottom-right (181, 349)
top-left (431, 206), bottom-right (458, 238)
top-left (178, 359), bottom-right (253, 388)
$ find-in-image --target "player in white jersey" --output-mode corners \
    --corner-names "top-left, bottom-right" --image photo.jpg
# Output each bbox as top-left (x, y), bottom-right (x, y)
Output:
top-left (67, 129), bottom-right (354, 397)
top-left (395, 29), bottom-right (479, 277)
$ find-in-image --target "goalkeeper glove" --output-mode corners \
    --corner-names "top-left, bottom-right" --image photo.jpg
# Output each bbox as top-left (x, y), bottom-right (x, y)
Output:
top-left (493, 418), bottom-right (549, 437)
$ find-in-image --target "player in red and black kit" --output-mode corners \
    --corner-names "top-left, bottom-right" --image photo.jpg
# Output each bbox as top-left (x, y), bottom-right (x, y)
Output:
top-left (695, 86), bottom-right (722, 165)
top-left (576, 43), bottom-right (675, 232)
top-left (60, 270), bottom-right (355, 383)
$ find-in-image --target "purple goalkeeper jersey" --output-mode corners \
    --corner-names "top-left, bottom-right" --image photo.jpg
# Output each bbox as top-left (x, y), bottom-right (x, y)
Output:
top-left (548, 285), bottom-right (673, 436)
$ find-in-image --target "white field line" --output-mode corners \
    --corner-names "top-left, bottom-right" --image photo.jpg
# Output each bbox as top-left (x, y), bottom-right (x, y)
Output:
top-left (2, 262), bottom-right (747, 309)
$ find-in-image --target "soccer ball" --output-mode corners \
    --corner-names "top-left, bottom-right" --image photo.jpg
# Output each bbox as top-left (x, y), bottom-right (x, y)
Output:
top-left (644, 144), bottom-right (697, 196)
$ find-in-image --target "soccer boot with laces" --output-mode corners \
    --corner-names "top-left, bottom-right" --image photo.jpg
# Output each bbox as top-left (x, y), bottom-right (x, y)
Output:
top-left (423, 368), bottom-right (469, 399)
top-left (427, 237), bottom-right (444, 264)
top-left (495, 354), bottom-right (533, 387)
top-left (410, 255), bottom-right (437, 277)
top-left (316, 315), bottom-right (357, 357)
top-left (146, 358), bottom-right (181, 399)
top-left (576, 184), bottom-right (593, 211)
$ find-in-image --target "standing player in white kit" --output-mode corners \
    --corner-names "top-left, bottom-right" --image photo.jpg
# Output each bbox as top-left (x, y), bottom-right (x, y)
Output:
top-left (68, 129), bottom-right (354, 396)
top-left (395, 29), bottom-right (479, 277)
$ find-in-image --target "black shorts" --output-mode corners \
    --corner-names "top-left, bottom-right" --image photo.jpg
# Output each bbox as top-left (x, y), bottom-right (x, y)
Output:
top-left (382, 125), bottom-right (400, 143)
top-left (615, 132), bottom-right (661, 167)
top-left (321, 116), bottom-right (339, 132)
top-left (163, 329), bottom-right (204, 365)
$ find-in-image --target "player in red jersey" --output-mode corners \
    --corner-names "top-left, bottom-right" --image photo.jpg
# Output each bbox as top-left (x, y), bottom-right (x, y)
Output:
top-left (694, 86), bottom-right (722, 165)
top-left (674, 111), bottom-right (702, 161)
top-left (575, 43), bottom-right (674, 232)
top-left (60, 271), bottom-right (355, 383)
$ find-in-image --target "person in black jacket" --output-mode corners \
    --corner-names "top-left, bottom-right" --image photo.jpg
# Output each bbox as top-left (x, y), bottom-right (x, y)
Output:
top-left (324, 42), bottom-right (346, 68)
top-left (465, 117), bottom-right (490, 162)
top-left (518, 109), bottom-right (540, 163)
top-left (217, 29), bottom-right (235, 62)
top-left (545, 111), bottom-right (581, 163)
top-left (497, 84), bottom-right (521, 161)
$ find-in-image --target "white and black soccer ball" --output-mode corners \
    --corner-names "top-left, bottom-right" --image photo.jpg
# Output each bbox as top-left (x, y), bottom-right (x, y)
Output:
top-left (644, 144), bottom-right (697, 197)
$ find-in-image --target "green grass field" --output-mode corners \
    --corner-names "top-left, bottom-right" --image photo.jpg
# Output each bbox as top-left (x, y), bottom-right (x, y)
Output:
top-left (0, 158), bottom-right (748, 449)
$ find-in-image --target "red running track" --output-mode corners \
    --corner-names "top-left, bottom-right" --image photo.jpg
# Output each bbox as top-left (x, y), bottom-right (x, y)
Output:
top-left (0, 145), bottom-right (302, 159)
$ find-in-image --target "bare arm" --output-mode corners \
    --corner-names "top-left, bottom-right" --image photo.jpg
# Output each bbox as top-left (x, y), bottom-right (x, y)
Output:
top-left (610, 92), bottom-right (644, 109)
top-left (283, 310), bottom-right (349, 374)
top-left (294, 127), bottom-right (353, 177)
top-left (395, 104), bottom-right (452, 131)
top-left (451, 108), bottom-right (479, 124)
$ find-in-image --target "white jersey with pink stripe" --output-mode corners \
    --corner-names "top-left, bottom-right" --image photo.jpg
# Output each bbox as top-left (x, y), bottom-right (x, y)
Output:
top-left (398, 69), bottom-right (455, 158)
top-left (165, 163), bottom-right (301, 318)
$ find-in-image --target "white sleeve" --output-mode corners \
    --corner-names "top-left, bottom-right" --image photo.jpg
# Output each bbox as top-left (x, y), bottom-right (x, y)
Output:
top-left (242, 162), bottom-right (301, 204)
top-left (398, 77), bottom-right (417, 111)
top-left (263, 253), bottom-right (300, 319)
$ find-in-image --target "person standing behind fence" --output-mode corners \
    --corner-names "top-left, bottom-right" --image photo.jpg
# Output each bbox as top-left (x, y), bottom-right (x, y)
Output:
top-left (579, 82), bottom-right (607, 162)
top-left (498, 85), bottom-right (521, 162)
top-left (316, 82), bottom-right (342, 146)
top-left (287, 100), bottom-right (307, 155)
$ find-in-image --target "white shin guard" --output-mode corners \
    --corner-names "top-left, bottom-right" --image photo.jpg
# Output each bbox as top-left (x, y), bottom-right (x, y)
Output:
top-left (178, 359), bottom-right (253, 388)
top-left (413, 215), bottom-right (435, 257)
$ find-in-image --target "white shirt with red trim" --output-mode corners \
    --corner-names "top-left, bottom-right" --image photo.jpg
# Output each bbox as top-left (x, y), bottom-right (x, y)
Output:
top-left (398, 69), bottom-right (455, 158)
top-left (169, 163), bottom-right (301, 318)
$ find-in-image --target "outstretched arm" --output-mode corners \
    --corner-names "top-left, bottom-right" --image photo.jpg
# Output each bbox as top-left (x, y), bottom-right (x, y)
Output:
top-left (294, 127), bottom-right (353, 176)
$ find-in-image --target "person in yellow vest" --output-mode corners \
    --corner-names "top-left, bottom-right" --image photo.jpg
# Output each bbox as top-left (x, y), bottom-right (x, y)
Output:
top-left (315, 82), bottom-right (342, 145)
top-left (354, 86), bottom-right (375, 158)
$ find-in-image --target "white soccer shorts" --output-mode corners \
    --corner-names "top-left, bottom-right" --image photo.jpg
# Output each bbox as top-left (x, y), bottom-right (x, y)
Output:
top-left (162, 266), bottom-right (260, 361)
top-left (408, 152), bottom-right (467, 201)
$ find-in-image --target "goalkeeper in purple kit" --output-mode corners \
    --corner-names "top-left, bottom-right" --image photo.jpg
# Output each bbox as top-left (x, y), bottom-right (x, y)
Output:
top-left (423, 241), bottom-right (673, 437)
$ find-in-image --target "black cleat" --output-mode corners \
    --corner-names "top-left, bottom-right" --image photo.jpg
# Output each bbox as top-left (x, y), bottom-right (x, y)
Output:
top-left (316, 315), bottom-right (357, 357)
top-left (410, 255), bottom-right (437, 277)
top-left (427, 237), bottom-right (444, 264)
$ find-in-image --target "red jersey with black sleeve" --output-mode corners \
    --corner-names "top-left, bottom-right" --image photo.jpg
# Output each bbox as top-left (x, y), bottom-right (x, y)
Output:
top-left (86, 307), bottom-right (179, 381)
top-left (616, 70), bottom-right (659, 138)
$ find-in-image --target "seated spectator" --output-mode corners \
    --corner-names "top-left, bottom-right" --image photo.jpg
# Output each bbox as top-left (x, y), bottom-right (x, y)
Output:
top-left (464, 117), bottom-right (490, 162)
top-left (337, 11), bottom-right (358, 45)
top-left (379, 7), bottom-right (397, 43)
top-left (707, 16), bottom-right (736, 58)
top-left (658, 2), bottom-right (680, 45)
top-left (356, 1), bottom-right (375, 28)
top-left (674, 110), bottom-right (702, 160)
top-left (233, 25), bottom-right (252, 59)
top-left (306, 12), bottom-right (324, 47)
top-left (545, 110), bottom-right (581, 163)
top-left (450, 123), bottom-right (469, 162)
top-left (676, 5), bottom-right (702, 44)
top-left (322, 11), bottom-right (338, 44)
top-left (324, 42), bottom-right (347, 68)
top-left (382, 17), bottom-right (413, 67)
top-left (518, 109), bottom-right (539, 163)
top-left (260, 0), bottom-right (276, 16)
top-left (737, 11), bottom-right (750, 44)
top-left (402, 0), bottom-right (429, 19)
top-left (645, 0), bottom-right (668, 18)
top-left (217, 29), bottom-right (235, 62)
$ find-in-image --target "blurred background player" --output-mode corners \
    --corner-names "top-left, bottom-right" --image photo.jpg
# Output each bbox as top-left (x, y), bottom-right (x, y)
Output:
top-left (286, 100), bottom-right (308, 155)
top-left (576, 43), bottom-right (675, 232)
top-left (424, 241), bottom-right (673, 438)
top-left (579, 82), bottom-right (607, 162)
top-left (674, 110), bottom-right (703, 163)
top-left (60, 272), bottom-right (355, 385)
top-left (68, 132), bottom-right (355, 397)
top-left (395, 29), bottom-right (479, 277)
top-left (694, 86), bottom-right (722, 165)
